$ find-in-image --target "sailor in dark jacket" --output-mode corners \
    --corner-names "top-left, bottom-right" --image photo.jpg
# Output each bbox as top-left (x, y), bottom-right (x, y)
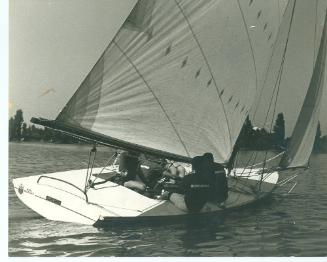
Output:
top-left (166, 153), bottom-right (228, 212)
top-left (203, 153), bottom-right (228, 203)
top-left (182, 156), bottom-right (211, 212)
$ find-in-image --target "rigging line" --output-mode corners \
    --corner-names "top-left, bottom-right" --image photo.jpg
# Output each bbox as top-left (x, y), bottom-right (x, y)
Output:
top-left (174, 0), bottom-right (233, 149)
top-left (85, 146), bottom-right (97, 192)
top-left (277, 174), bottom-right (297, 185)
top-left (261, 42), bottom-right (285, 177)
top-left (236, 0), bottom-right (258, 91)
top-left (262, 68), bottom-right (281, 133)
top-left (113, 41), bottom-right (190, 158)
top-left (264, 10), bottom-right (295, 165)
top-left (230, 156), bottom-right (249, 187)
top-left (268, 66), bottom-right (283, 132)
top-left (91, 152), bottom-right (118, 185)
top-left (262, 0), bottom-right (297, 129)
top-left (278, 174), bottom-right (298, 186)
top-left (233, 152), bottom-right (257, 188)
top-left (256, 170), bottom-right (275, 191)
top-left (84, 149), bottom-right (93, 193)
top-left (261, 65), bottom-right (284, 174)
top-left (248, 152), bottom-right (259, 177)
top-left (288, 182), bottom-right (297, 194)
top-left (232, 151), bottom-right (257, 190)
top-left (243, 152), bottom-right (259, 187)
top-left (252, 0), bottom-right (296, 119)
top-left (247, 152), bottom-right (284, 168)
top-left (240, 151), bottom-right (256, 176)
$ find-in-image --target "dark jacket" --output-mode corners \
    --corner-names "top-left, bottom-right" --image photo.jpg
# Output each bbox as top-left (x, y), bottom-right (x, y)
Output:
top-left (182, 171), bottom-right (211, 213)
top-left (182, 154), bottom-right (228, 212)
top-left (212, 163), bottom-right (228, 203)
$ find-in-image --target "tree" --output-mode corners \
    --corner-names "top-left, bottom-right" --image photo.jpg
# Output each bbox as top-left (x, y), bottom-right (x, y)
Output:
top-left (238, 116), bottom-right (254, 148)
top-left (314, 122), bottom-right (321, 151)
top-left (21, 123), bottom-right (28, 141)
top-left (9, 117), bottom-right (15, 141)
top-left (11, 109), bottom-right (24, 141)
top-left (273, 113), bottom-right (285, 147)
top-left (320, 135), bottom-right (327, 153)
top-left (243, 116), bottom-right (253, 136)
top-left (8, 108), bottom-right (84, 144)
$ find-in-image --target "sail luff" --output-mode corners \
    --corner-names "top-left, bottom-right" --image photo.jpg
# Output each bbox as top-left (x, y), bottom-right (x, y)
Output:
top-left (56, 1), bottom-right (139, 123)
top-left (279, 8), bottom-right (327, 169)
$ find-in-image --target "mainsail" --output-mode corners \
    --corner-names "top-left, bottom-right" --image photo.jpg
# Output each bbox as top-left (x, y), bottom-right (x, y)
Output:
top-left (280, 9), bottom-right (327, 168)
top-left (33, 1), bottom-right (287, 163)
top-left (50, 0), bottom-right (285, 163)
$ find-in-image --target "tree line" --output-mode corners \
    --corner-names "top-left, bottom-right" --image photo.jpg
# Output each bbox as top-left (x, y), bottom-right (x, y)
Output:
top-left (8, 109), bottom-right (327, 152)
top-left (237, 113), bottom-right (327, 153)
top-left (9, 109), bottom-right (82, 144)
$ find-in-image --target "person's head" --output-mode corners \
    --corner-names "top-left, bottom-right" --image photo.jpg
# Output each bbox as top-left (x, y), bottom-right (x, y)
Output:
top-left (203, 153), bottom-right (214, 163)
top-left (119, 151), bottom-right (140, 180)
top-left (202, 152), bottom-right (215, 173)
top-left (169, 165), bottom-right (178, 177)
top-left (177, 165), bottom-right (186, 178)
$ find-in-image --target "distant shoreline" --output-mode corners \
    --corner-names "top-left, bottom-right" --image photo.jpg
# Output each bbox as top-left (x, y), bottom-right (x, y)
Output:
top-left (9, 109), bottom-right (327, 154)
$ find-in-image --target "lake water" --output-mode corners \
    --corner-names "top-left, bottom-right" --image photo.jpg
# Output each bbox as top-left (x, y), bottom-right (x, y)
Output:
top-left (8, 142), bottom-right (327, 256)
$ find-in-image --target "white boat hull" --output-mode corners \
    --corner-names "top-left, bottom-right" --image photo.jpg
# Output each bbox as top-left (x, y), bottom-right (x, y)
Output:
top-left (12, 166), bottom-right (279, 226)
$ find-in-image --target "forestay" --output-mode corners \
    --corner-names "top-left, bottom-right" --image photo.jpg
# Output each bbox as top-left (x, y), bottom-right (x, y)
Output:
top-left (56, 0), bottom-right (282, 163)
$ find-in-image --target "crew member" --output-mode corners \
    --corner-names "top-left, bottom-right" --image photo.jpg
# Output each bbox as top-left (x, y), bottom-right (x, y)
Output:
top-left (111, 151), bottom-right (147, 192)
top-left (164, 153), bottom-right (228, 212)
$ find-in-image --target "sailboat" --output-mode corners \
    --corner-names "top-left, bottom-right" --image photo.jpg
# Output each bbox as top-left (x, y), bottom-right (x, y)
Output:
top-left (12, 0), bottom-right (326, 226)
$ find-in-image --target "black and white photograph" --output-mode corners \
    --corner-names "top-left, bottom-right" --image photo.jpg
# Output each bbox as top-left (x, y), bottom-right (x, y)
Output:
top-left (5, 0), bottom-right (327, 258)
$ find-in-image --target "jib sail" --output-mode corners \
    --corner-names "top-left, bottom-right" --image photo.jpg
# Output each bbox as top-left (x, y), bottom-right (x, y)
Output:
top-left (280, 9), bottom-right (327, 169)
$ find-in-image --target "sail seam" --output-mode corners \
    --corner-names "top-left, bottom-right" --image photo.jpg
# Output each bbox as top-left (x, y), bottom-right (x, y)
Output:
top-left (174, 0), bottom-right (233, 149)
top-left (112, 40), bottom-right (191, 158)
top-left (236, 0), bottom-right (258, 92)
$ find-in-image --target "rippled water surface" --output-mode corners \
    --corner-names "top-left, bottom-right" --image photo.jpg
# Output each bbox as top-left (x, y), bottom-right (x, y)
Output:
top-left (8, 143), bottom-right (327, 256)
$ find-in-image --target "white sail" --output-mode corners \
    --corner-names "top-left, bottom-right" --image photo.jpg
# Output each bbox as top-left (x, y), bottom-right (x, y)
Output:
top-left (56, 0), bottom-right (284, 163)
top-left (280, 9), bottom-right (327, 168)
top-left (251, 0), bottom-right (317, 128)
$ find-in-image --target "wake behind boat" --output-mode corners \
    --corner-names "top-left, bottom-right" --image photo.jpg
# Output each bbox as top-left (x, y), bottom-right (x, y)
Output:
top-left (13, 0), bottom-right (327, 227)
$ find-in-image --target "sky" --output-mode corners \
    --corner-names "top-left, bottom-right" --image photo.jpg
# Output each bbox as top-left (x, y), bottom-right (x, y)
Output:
top-left (8, 0), bottom-right (327, 135)
top-left (9, 0), bottom-right (137, 122)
